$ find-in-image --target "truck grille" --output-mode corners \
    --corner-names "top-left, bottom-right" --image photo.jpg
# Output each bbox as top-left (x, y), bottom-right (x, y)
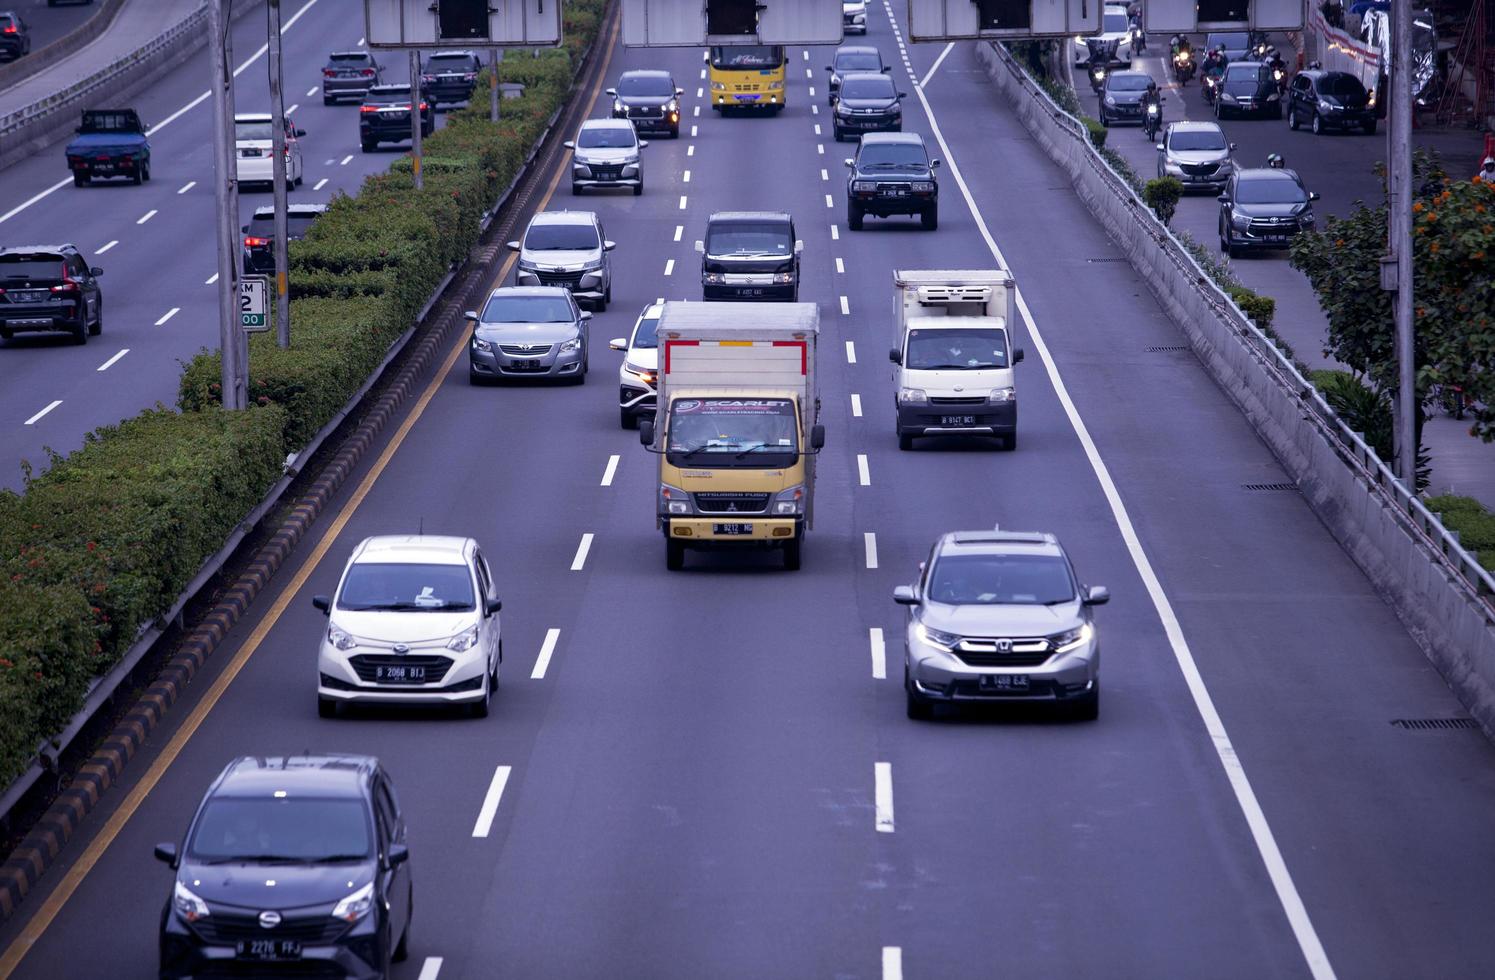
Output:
top-left (192, 915), bottom-right (348, 945)
top-left (347, 654), bottom-right (453, 684)
top-left (693, 492), bottom-right (770, 514)
top-left (929, 396), bottom-right (985, 406)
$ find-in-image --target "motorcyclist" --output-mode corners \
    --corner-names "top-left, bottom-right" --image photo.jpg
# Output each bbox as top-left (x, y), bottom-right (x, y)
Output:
top-left (1266, 48), bottom-right (1288, 92)
top-left (1141, 80), bottom-right (1162, 137)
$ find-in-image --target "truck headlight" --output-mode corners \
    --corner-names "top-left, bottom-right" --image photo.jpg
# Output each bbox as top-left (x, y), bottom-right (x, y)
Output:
top-left (173, 881), bottom-right (210, 922)
top-left (471, 336), bottom-right (493, 352)
top-left (560, 337), bottom-right (582, 353)
top-left (703, 271), bottom-right (726, 284)
top-left (327, 625), bottom-right (357, 651)
top-left (446, 625), bottom-right (479, 652)
top-left (772, 272), bottom-right (795, 284)
top-left (915, 622), bottom-right (960, 651)
top-left (332, 882), bottom-right (375, 923)
top-left (911, 181), bottom-right (935, 193)
top-left (898, 387), bottom-right (928, 405)
top-left (711, 81), bottom-right (726, 91)
top-left (1049, 622), bottom-right (1093, 653)
top-left (659, 484), bottom-right (692, 515)
top-left (773, 485), bottom-right (805, 515)
top-left (769, 80), bottom-right (784, 90)
top-left (988, 386), bottom-right (1014, 404)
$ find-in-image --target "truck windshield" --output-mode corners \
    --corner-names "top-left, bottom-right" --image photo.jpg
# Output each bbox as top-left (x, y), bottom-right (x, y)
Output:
top-left (905, 328), bottom-right (1008, 370)
top-left (705, 223), bottom-right (791, 256)
top-left (709, 46), bottom-right (784, 70)
top-left (666, 399), bottom-right (798, 467)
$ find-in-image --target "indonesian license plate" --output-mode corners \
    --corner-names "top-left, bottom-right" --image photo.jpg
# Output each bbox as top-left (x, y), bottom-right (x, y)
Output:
top-left (735, 94), bottom-right (760, 101)
top-left (940, 415), bottom-right (975, 425)
top-left (512, 359), bottom-right (541, 370)
top-left (11, 290), bottom-right (47, 302)
top-left (882, 188), bottom-right (908, 197)
top-left (236, 939), bottom-right (302, 960)
top-left (979, 674), bottom-right (1030, 692)
top-left (713, 523), bottom-right (754, 535)
top-left (93, 162), bottom-right (115, 171)
top-left (240, 148), bottom-right (262, 157)
top-left (375, 665), bottom-right (426, 683)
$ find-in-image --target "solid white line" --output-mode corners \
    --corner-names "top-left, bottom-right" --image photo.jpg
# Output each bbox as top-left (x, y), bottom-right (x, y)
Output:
top-left (176, 181), bottom-right (195, 195)
top-left (306, 86), bottom-right (318, 98)
top-left (471, 765), bottom-right (512, 838)
top-left (687, 145), bottom-right (695, 157)
top-left (531, 628), bottom-right (561, 680)
top-left (570, 533), bottom-right (594, 571)
top-left (683, 170), bottom-right (691, 183)
top-left (674, 225), bottom-right (684, 242)
top-left (845, 340), bottom-right (856, 363)
top-left (601, 454), bottom-right (620, 486)
top-left (869, 628), bottom-right (886, 679)
top-left (664, 259), bottom-right (675, 276)
top-left (820, 168), bottom-right (829, 181)
top-left (340, 154), bottom-right (353, 165)
top-left (921, 42), bottom-right (955, 87)
top-left (894, 8), bottom-right (1335, 975)
top-left (874, 762), bottom-right (894, 832)
top-left (205, 272), bottom-right (219, 285)
top-left (830, 224), bottom-right (839, 240)
top-left (23, 401), bottom-right (62, 426)
top-left (679, 195), bottom-right (688, 210)
top-left (136, 209), bottom-right (157, 225)
top-left (850, 393), bottom-right (863, 417)
top-left (313, 178), bottom-right (328, 190)
top-left (154, 307), bottom-right (180, 326)
top-left (882, 947), bottom-right (903, 980)
top-left (416, 958), bottom-right (443, 980)
top-left (96, 240), bottom-right (118, 254)
top-left (835, 257), bottom-right (845, 274)
top-left (857, 454), bottom-right (870, 486)
top-left (96, 349), bottom-right (129, 372)
top-left (864, 532), bottom-right (878, 569)
top-left (0, 178), bottom-right (71, 227)
top-left (287, 103), bottom-right (299, 116)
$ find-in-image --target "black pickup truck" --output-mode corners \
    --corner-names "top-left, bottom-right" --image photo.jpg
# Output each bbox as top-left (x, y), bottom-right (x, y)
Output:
top-left (65, 108), bottom-right (151, 186)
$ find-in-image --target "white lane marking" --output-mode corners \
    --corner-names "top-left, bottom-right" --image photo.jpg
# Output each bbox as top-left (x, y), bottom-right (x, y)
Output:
top-left (883, 948), bottom-right (903, 980)
top-left (679, 195), bottom-right (688, 210)
top-left (825, 194), bottom-right (834, 209)
top-left (831, 224), bottom-right (839, 240)
top-left (96, 349), bottom-right (129, 372)
top-left (176, 181), bottom-right (195, 195)
top-left (664, 259), bottom-right (675, 276)
top-left (601, 454), bottom-right (620, 486)
top-left (869, 628), bottom-right (886, 679)
top-left (921, 41), bottom-right (955, 87)
top-left (358, 36), bottom-right (365, 45)
top-left (814, 123), bottom-right (821, 135)
top-left (313, 178), bottom-right (328, 190)
top-left (531, 628), bottom-right (562, 680)
top-left (845, 340), bottom-right (856, 363)
top-left (23, 401), bottom-right (62, 426)
top-left (805, 68), bottom-right (813, 78)
top-left (287, 103), bottom-right (299, 115)
top-left (891, 6), bottom-right (1336, 974)
top-left (835, 257), bottom-right (844, 274)
top-left (699, 67), bottom-right (706, 79)
top-left (696, 86), bottom-right (703, 97)
top-left (691, 124), bottom-right (698, 137)
top-left (340, 154), bottom-right (353, 165)
top-left (570, 533), bottom-right (594, 571)
top-left (0, 178), bottom-right (71, 227)
top-left (809, 86), bottom-right (816, 97)
top-left (306, 86), bottom-right (318, 97)
top-left (864, 532), bottom-right (879, 568)
top-left (857, 454), bottom-right (870, 486)
top-left (674, 225), bottom-right (684, 242)
top-left (820, 168), bottom-right (828, 181)
top-left (205, 272), bottom-right (219, 285)
top-left (136, 209), bottom-right (158, 225)
top-left (154, 307), bottom-right (180, 326)
top-left (687, 144), bottom-right (695, 157)
top-left (803, 49), bottom-right (809, 60)
top-left (682, 170), bottom-right (691, 183)
top-left (839, 295), bottom-right (850, 315)
top-left (96, 240), bottom-right (118, 254)
top-left (693, 105), bottom-right (700, 117)
top-left (874, 762), bottom-right (894, 832)
top-left (850, 393), bottom-right (863, 417)
top-left (812, 104), bottom-right (819, 115)
top-left (817, 144), bottom-right (824, 155)
top-left (471, 766), bottom-right (512, 838)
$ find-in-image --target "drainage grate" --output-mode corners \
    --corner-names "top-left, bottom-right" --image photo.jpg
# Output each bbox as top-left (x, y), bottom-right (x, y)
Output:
top-left (1391, 718), bottom-right (1480, 731)
top-left (1087, 257), bottom-right (1129, 263)
top-left (1146, 345), bottom-right (1190, 352)
top-left (1242, 482), bottom-right (1300, 492)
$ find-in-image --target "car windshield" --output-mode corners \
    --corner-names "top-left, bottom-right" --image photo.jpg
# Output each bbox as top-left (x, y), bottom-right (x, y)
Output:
top-left (710, 45), bottom-right (783, 69)
top-left (246, 215), bottom-right (321, 238)
top-left (927, 554), bottom-right (1075, 605)
top-left (618, 74), bottom-right (674, 96)
top-left (188, 798), bottom-right (371, 864)
top-left (427, 55), bottom-right (476, 70)
top-left (1103, 12), bottom-right (1129, 31)
top-left (835, 52), bottom-right (882, 72)
top-left (330, 54), bottom-right (371, 65)
top-left (1169, 129), bottom-right (1227, 151)
top-left (1320, 74), bottom-right (1365, 98)
top-left (235, 120), bottom-right (277, 141)
top-left (905, 328), bottom-right (1009, 370)
top-left (706, 223), bottom-right (791, 255)
top-left (666, 399), bottom-right (799, 465)
top-left (1235, 177), bottom-right (1306, 204)
top-left (0, 257), bottom-right (64, 279)
top-left (524, 223), bottom-right (599, 251)
top-left (631, 313), bottom-right (661, 349)
top-left (839, 77), bottom-right (895, 100)
top-left (480, 295), bottom-right (575, 322)
top-left (337, 562), bottom-right (475, 611)
top-left (577, 125), bottom-right (635, 148)
top-left (857, 143), bottom-right (927, 169)
top-left (1107, 74), bottom-right (1152, 92)
top-left (367, 88), bottom-right (411, 105)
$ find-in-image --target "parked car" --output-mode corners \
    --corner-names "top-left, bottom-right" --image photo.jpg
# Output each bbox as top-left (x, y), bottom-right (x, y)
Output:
top-left (64, 108), bottom-right (150, 185)
top-left (843, 0), bottom-right (868, 34)
top-left (466, 286), bottom-right (592, 385)
top-left (0, 10), bottom-right (30, 60)
top-left (509, 210), bottom-right (614, 310)
top-left (826, 44), bottom-right (888, 104)
top-left (846, 132), bottom-right (939, 230)
top-left (0, 245), bottom-right (103, 345)
top-left (322, 50), bottom-right (382, 104)
top-left (420, 50), bottom-right (482, 106)
top-left (896, 529), bottom-right (1108, 720)
top-left (154, 755), bottom-right (413, 980)
top-left (610, 301), bottom-right (662, 429)
top-left (1215, 62), bottom-right (1282, 119)
top-left (312, 535), bottom-right (503, 717)
top-left (608, 69), bottom-right (682, 137)
top-left (1287, 69), bottom-right (1377, 134)
top-left (358, 84), bottom-right (432, 152)
top-left (1218, 167), bottom-right (1319, 257)
top-left (1073, 4), bottom-right (1134, 66)
top-left (566, 118), bottom-right (646, 196)
top-left (1156, 120), bottom-right (1236, 192)
top-left (831, 71), bottom-right (904, 141)
top-left (1098, 70), bottom-right (1151, 126)
top-left (234, 112), bottom-right (305, 189)
top-left (241, 203), bottom-right (327, 275)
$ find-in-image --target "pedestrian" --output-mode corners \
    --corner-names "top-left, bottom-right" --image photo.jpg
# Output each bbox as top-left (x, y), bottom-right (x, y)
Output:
top-left (1475, 157), bottom-right (1495, 184)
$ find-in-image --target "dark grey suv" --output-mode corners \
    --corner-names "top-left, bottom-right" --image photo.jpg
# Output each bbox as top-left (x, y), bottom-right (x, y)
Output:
top-left (831, 71), bottom-right (904, 141)
top-left (322, 51), bottom-right (382, 104)
top-left (1218, 167), bottom-right (1318, 257)
top-left (0, 245), bottom-right (103, 344)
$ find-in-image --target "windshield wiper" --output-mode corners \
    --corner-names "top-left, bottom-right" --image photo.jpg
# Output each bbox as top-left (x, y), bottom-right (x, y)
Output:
top-left (312, 853), bottom-right (370, 863)
top-left (734, 443), bottom-right (791, 459)
top-left (344, 601), bottom-right (465, 611)
top-left (912, 363), bottom-right (994, 370)
top-left (201, 855), bottom-right (306, 865)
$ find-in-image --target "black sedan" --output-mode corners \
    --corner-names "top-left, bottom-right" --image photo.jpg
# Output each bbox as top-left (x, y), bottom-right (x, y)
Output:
top-left (845, 132), bottom-right (939, 231)
top-left (1215, 62), bottom-right (1282, 119)
top-left (1218, 168), bottom-right (1318, 257)
top-left (831, 71), bottom-right (904, 141)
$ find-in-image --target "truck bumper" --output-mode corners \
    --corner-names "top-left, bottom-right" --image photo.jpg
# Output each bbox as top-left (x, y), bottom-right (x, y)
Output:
top-left (897, 400), bottom-right (1016, 438)
top-left (663, 517), bottom-right (801, 545)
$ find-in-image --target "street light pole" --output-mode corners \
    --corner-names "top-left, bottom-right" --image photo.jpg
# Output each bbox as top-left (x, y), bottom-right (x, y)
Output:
top-left (208, 0), bottom-right (245, 408)
top-left (1391, 0), bottom-right (1416, 486)
top-left (490, 48), bottom-right (501, 123)
top-left (410, 49), bottom-right (424, 190)
top-left (268, 0), bottom-right (291, 349)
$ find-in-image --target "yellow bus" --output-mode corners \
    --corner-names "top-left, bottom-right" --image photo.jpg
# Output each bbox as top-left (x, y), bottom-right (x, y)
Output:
top-left (707, 45), bottom-right (787, 113)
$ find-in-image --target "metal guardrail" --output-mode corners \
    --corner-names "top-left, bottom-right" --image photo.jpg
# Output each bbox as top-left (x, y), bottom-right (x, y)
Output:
top-left (993, 41), bottom-right (1495, 609)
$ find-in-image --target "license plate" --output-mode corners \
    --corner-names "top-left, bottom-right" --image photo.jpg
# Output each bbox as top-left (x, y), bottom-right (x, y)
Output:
top-left (513, 359), bottom-right (541, 370)
top-left (736, 94), bottom-right (760, 101)
top-left (236, 939), bottom-right (302, 960)
top-left (8, 318), bottom-right (52, 327)
top-left (240, 148), bottom-right (262, 157)
top-left (713, 523), bottom-right (754, 535)
top-left (93, 163), bottom-right (115, 171)
top-left (979, 674), bottom-right (1030, 691)
top-left (375, 665), bottom-right (426, 683)
top-left (382, 109), bottom-right (404, 115)
top-left (883, 188), bottom-right (907, 197)
top-left (11, 290), bottom-right (46, 302)
top-left (940, 415), bottom-right (975, 425)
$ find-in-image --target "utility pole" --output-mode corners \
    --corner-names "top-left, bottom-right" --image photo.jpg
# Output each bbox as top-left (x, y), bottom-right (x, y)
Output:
top-left (268, 0), bottom-right (291, 348)
top-left (490, 47), bottom-right (501, 123)
top-left (410, 49), bottom-right (423, 190)
top-left (1391, 0), bottom-right (1415, 486)
top-left (208, 0), bottom-right (245, 408)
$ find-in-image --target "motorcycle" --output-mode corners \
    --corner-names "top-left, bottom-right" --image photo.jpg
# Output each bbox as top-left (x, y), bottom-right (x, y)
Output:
top-left (1090, 63), bottom-right (1109, 94)
top-left (1142, 99), bottom-right (1163, 140)
top-left (1085, 36), bottom-right (1120, 95)
top-left (1201, 54), bottom-right (1226, 105)
top-left (1172, 47), bottom-right (1195, 84)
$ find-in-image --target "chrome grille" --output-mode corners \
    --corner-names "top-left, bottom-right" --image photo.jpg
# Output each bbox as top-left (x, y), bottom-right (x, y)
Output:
top-left (535, 270), bottom-right (584, 288)
top-left (693, 492), bottom-right (770, 514)
top-left (498, 343), bottom-right (553, 356)
top-left (192, 915), bottom-right (348, 945)
top-left (953, 637), bottom-right (1053, 668)
top-left (1180, 162), bottom-right (1218, 176)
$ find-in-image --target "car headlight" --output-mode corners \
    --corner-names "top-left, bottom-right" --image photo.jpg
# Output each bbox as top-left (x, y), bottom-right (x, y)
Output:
top-left (471, 336), bottom-right (493, 352)
top-left (1049, 622), bottom-right (1093, 654)
top-left (852, 180), bottom-right (875, 192)
top-left (665, 99), bottom-right (679, 113)
top-left (173, 881), bottom-right (210, 923)
top-left (915, 622), bottom-right (960, 651)
top-left (836, 102), bottom-right (853, 116)
top-left (1231, 212), bottom-right (1251, 231)
top-left (911, 181), bottom-right (935, 192)
top-left (988, 386), bottom-right (1015, 404)
top-left (1221, 93), bottom-right (1237, 103)
top-left (332, 882), bottom-right (375, 923)
top-left (1318, 98), bottom-right (1334, 112)
top-left (890, 104), bottom-right (902, 114)
top-left (659, 483), bottom-right (692, 515)
top-left (1164, 161), bottom-right (1183, 174)
top-left (517, 260), bottom-right (538, 273)
top-left (613, 99), bottom-right (625, 113)
top-left (624, 362), bottom-right (656, 384)
top-left (446, 625), bottom-right (479, 652)
top-left (703, 271), bottom-right (725, 284)
top-left (327, 625), bottom-right (357, 651)
top-left (898, 387), bottom-right (928, 404)
top-left (1103, 95), bottom-right (1117, 107)
top-left (560, 337), bottom-right (582, 353)
top-left (773, 484), bottom-right (805, 515)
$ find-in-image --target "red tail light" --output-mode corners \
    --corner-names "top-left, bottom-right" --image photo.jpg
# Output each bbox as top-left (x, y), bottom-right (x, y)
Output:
top-left (1, 26), bottom-right (16, 34)
top-left (360, 68), bottom-right (375, 77)
top-left (359, 105), bottom-right (379, 113)
top-left (419, 102), bottom-right (428, 111)
top-left (322, 68), bottom-right (336, 77)
top-left (244, 236), bottom-right (269, 247)
top-left (52, 264), bottom-right (79, 294)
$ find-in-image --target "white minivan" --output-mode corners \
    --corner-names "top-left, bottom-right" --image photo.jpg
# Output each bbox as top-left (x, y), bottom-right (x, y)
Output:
top-left (890, 312), bottom-right (1023, 451)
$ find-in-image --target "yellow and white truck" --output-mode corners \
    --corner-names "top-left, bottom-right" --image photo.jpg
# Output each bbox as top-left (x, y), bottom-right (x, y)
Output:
top-left (639, 301), bottom-right (822, 570)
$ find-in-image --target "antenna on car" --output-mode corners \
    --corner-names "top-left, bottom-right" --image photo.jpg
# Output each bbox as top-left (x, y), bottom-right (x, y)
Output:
top-left (418, 516), bottom-right (423, 537)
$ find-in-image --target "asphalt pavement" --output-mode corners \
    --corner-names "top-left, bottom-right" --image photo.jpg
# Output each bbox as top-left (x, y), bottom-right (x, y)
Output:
top-left (2, 0), bottom-right (103, 61)
top-left (2, 5), bottom-right (1495, 979)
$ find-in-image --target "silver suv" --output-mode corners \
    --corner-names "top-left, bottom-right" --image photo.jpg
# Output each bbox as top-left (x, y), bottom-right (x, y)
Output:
top-left (1156, 120), bottom-right (1236, 192)
top-left (508, 210), bottom-right (615, 311)
top-left (566, 118), bottom-right (646, 196)
top-left (894, 529), bottom-right (1109, 720)
top-left (466, 286), bottom-right (591, 384)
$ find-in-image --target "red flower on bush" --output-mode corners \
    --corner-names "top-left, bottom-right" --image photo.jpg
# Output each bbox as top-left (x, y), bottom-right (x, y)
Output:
top-left (86, 541), bottom-right (97, 551)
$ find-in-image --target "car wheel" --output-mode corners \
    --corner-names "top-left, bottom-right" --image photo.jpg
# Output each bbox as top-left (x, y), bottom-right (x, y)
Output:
top-left (1100, 112), bottom-right (1109, 127)
top-left (131, 168), bottom-right (144, 186)
top-left (1219, 225), bottom-right (1230, 253)
top-left (1001, 432), bottom-right (1017, 451)
top-left (71, 320), bottom-right (87, 345)
top-left (1363, 119), bottom-right (1376, 135)
top-left (847, 203), bottom-right (863, 231)
top-left (293, 171), bottom-right (303, 188)
top-left (621, 408), bottom-right (638, 430)
top-left (572, 181), bottom-right (582, 195)
top-left (317, 697), bottom-right (338, 719)
top-left (921, 206), bottom-right (938, 231)
top-left (141, 162), bottom-right (151, 182)
top-left (1070, 682), bottom-right (1100, 721)
top-left (361, 139), bottom-right (376, 153)
top-left (632, 179), bottom-right (643, 196)
top-left (905, 670), bottom-right (934, 721)
top-left (666, 538), bottom-right (685, 571)
top-left (72, 172), bottom-right (88, 187)
top-left (1288, 105), bottom-right (1299, 130)
top-left (1311, 111), bottom-right (1323, 134)
top-left (89, 306), bottom-right (102, 336)
top-left (782, 535), bottom-right (802, 571)
top-left (392, 891), bottom-right (411, 962)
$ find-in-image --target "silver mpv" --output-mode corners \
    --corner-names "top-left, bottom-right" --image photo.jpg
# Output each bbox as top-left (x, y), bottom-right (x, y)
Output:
top-left (466, 286), bottom-right (591, 384)
top-left (895, 529), bottom-right (1108, 720)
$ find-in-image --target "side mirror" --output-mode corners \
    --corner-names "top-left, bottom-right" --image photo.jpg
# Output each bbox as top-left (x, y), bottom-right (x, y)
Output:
top-left (888, 348), bottom-right (902, 364)
top-left (639, 419), bottom-right (655, 446)
top-left (1229, 142), bottom-right (1238, 149)
top-left (1084, 585), bottom-right (1111, 606)
top-left (241, 225), bottom-right (250, 234)
top-left (893, 585), bottom-right (919, 605)
top-left (1013, 347), bottom-right (1025, 363)
top-left (506, 240), bottom-right (521, 250)
top-left (825, 65), bottom-right (833, 71)
top-left (844, 158), bottom-right (855, 167)
top-left (1155, 143), bottom-right (1165, 151)
top-left (881, 66), bottom-right (891, 72)
top-left (1217, 193), bottom-right (1230, 203)
top-left (580, 310), bottom-right (593, 320)
top-left (931, 159), bottom-right (942, 168)
top-left (89, 267), bottom-right (104, 276)
top-left (693, 240), bottom-right (705, 254)
top-left (605, 87), bottom-right (618, 96)
top-left (1309, 191), bottom-right (1320, 201)
top-left (898, 91), bottom-right (908, 98)
top-left (675, 87), bottom-right (685, 96)
top-left (387, 843), bottom-right (410, 868)
top-left (810, 424), bottom-right (825, 450)
top-left (463, 310), bottom-right (479, 321)
top-left (639, 139), bottom-right (649, 148)
top-left (609, 337), bottom-right (627, 351)
top-left (311, 594), bottom-right (330, 614)
top-left (485, 597), bottom-right (502, 615)
top-left (604, 240), bottom-right (616, 251)
top-left (563, 140), bottom-right (575, 149)
top-left (295, 128), bottom-right (307, 137)
top-left (793, 240), bottom-right (804, 255)
top-left (153, 843), bottom-right (179, 867)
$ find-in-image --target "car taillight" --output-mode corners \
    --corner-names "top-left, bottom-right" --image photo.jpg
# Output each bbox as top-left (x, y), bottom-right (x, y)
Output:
top-left (359, 105), bottom-right (379, 112)
top-left (360, 68), bottom-right (375, 77)
top-left (1, 25), bottom-right (16, 34)
top-left (244, 236), bottom-right (269, 247)
top-left (322, 68), bottom-right (336, 77)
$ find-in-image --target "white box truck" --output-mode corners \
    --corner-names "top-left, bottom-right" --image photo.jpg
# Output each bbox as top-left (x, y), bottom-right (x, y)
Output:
top-left (639, 301), bottom-right (822, 570)
top-left (888, 269), bottom-right (1024, 451)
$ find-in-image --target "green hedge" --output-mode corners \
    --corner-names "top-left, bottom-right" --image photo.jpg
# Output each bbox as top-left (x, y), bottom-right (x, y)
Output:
top-left (0, 0), bottom-right (606, 787)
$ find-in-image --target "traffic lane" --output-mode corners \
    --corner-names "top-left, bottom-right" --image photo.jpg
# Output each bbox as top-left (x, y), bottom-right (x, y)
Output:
top-left (4, 0), bottom-right (101, 56)
top-left (932, 39), bottom-right (1495, 977)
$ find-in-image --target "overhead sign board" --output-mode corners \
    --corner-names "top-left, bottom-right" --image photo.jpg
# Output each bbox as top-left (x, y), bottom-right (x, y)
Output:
top-left (908, 0), bottom-right (1100, 40)
top-left (1144, 0), bottom-right (1301, 33)
top-left (624, 0), bottom-right (844, 47)
top-left (365, 0), bottom-right (562, 49)
top-left (240, 277), bottom-right (269, 332)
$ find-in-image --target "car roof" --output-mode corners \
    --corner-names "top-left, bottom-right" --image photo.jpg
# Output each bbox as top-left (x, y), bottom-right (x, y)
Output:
top-left (707, 210), bottom-right (793, 223)
top-left (213, 755), bottom-right (378, 799)
top-left (529, 210), bottom-right (599, 226)
top-left (1102, 3), bottom-right (1128, 10)
top-left (1236, 167), bottom-right (1303, 182)
top-left (234, 113), bottom-right (275, 122)
top-left (487, 285), bottom-right (575, 299)
top-left (250, 204), bottom-right (328, 217)
top-left (937, 530), bottom-right (1064, 558)
top-left (1167, 120), bottom-right (1225, 134)
top-left (637, 301), bottom-right (665, 319)
top-left (1106, 70), bottom-right (1151, 82)
top-left (368, 83), bottom-right (411, 93)
top-left (0, 245), bottom-right (75, 256)
top-left (620, 69), bottom-right (672, 78)
top-left (839, 71), bottom-right (893, 83)
top-left (834, 45), bottom-right (881, 57)
top-left (428, 49), bottom-right (478, 57)
top-left (859, 131), bottom-right (925, 146)
top-left (350, 534), bottom-right (474, 565)
top-left (1224, 60), bottom-right (1269, 70)
top-left (328, 50), bottom-right (372, 57)
top-left (580, 117), bottom-right (633, 129)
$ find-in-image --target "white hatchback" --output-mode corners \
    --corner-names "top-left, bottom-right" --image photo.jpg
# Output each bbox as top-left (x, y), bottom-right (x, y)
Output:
top-left (313, 536), bottom-right (502, 718)
top-left (234, 112), bottom-right (305, 189)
